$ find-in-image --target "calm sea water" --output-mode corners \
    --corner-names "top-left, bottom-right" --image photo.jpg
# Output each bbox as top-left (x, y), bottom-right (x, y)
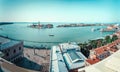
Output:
top-left (0, 22), bottom-right (114, 48)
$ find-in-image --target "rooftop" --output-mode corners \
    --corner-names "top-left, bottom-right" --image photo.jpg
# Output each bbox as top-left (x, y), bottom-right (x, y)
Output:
top-left (63, 49), bottom-right (86, 70)
top-left (94, 48), bottom-right (105, 55)
top-left (78, 49), bottom-right (120, 72)
top-left (86, 58), bottom-right (100, 65)
top-left (50, 46), bottom-right (68, 72)
top-left (0, 37), bottom-right (10, 44)
top-left (58, 42), bottom-right (86, 70)
top-left (0, 40), bottom-right (22, 50)
top-left (59, 42), bottom-right (80, 52)
top-left (67, 50), bottom-right (83, 62)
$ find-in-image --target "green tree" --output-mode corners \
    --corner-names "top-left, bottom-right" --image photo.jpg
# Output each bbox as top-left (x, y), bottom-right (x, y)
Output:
top-left (111, 35), bottom-right (118, 42)
top-left (105, 35), bottom-right (111, 43)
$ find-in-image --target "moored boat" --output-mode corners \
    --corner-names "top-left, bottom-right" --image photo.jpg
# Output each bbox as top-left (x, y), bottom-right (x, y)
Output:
top-left (49, 34), bottom-right (54, 36)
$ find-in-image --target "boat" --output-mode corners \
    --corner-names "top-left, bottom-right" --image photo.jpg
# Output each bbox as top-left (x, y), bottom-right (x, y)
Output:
top-left (49, 34), bottom-right (54, 36)
top-left (91, 28), bottom-right (95, 32)
top-left (91, 28), bottom-right (101, 32)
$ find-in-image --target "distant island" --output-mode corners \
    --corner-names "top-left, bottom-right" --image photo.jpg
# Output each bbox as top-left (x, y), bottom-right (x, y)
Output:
top-left (0, 22), bottom-right (13, 25)
top-left (28, 22), bottom-right (53, 29)
top-left (56, 23), bottom-right (114, 28)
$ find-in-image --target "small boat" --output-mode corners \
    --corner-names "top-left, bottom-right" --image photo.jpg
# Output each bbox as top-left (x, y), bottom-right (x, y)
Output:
top-left (49, 34), bottom-right (54, 36)
top-left (91, 28), bottom-right (95, 32)
top-left (91, 28), bottom-right (101, 32)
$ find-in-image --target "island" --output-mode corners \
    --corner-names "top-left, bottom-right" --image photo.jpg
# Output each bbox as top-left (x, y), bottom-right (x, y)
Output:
top-left (0, 22), bottom-right (13, 25)
top-left (28, 22), bottom-right (53, 29)
top-left (56, 23), bottom-right (115, 28)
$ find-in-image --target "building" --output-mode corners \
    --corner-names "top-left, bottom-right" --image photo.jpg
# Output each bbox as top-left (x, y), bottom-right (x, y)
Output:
top-left (94, 47), bottom-right (110, 60)
top-left (59, 42), bottom-right (86, 72)
top-left (0, 37), bottom-right (23, 63)
top-left (50, 42), bottom-right (86, 72)
top-left (59, 42), bottom-right (80, 53)
top-left (63, 49), bottom-right (86, 72)
top-left (78, 49), bottom-right (120, 72)
top-left (50, 46), bottom-right (68, 72)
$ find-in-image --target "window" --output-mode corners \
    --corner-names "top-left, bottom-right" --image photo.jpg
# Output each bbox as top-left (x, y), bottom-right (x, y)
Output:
top-left (13, 49), bottom-right (16, 53)
top-left (6, 53), bottom-right (9, 56)
top-left (19, 47), bottom-right (21, 50)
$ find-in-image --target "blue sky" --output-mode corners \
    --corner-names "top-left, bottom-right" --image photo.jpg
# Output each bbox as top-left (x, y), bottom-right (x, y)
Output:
top-left (0, 0), bottom-right (120, 23)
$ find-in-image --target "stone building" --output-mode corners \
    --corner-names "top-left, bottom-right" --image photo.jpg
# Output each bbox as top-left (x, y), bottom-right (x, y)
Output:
top-left (0, 38), bottom-right (23, 63)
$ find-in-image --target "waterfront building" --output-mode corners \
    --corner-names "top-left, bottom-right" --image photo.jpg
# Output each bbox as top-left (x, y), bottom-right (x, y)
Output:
top-left (0, 37), bottom-right (23, 63)
top-left (50, 42), bottom-right (86, 72)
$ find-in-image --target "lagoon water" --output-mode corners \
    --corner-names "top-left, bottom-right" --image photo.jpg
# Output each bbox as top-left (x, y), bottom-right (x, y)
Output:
top-left (0, 22), bottom-right (114, 48)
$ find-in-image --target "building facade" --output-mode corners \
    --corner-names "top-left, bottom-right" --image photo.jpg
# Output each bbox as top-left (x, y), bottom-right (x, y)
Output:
top-left (0, 40), bottom-right (23, 63)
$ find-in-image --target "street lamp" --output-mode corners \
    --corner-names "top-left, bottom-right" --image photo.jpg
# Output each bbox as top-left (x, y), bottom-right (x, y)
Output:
top-left (33, 45), bottom-right (36, 55)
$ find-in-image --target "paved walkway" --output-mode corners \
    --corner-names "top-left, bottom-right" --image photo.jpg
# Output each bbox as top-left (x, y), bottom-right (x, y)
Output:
top-left (15, 48), bottom-right (50, 72)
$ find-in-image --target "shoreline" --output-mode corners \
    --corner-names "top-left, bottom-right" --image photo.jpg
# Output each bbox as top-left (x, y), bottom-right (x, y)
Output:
top-left (0, 35), bottom-right (52, 49)
top-left (0, 22), bottom-right (13, 25)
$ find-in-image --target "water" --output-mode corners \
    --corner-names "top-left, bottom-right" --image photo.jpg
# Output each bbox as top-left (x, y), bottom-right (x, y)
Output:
top-left (0, 22), bottom-right (114, 48)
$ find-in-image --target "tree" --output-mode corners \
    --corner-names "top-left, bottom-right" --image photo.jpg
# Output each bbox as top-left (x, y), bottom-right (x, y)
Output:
top-left (105, 35), bottom-right (111, 43)
top-left (111, 35), bottom-right (118, 42)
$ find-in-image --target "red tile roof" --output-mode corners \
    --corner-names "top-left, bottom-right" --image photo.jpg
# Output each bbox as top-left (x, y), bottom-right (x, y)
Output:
top-left (94, 48), bottom-right (105, 55)
top-left (86, 58), bottom-right (100, 65)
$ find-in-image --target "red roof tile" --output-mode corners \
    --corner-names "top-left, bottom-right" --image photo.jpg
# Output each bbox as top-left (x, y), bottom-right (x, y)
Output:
top-left (94, 48), bottom-right (104, 55)
top-left (86, 58), bottom-right (100, 65)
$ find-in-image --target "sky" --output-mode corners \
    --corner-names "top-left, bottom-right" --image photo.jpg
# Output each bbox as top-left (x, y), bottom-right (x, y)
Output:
top-left (0, 0), bottom-right (120, 23)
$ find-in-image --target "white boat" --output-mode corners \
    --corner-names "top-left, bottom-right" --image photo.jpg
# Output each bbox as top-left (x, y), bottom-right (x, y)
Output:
top-left (91, 28), bottom-right (95, 32)
top-left (91, 28), bottom-right (100, 32)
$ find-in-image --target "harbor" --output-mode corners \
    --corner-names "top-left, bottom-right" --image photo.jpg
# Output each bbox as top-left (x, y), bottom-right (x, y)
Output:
top-left (0, 22), bottom-right (115, 48)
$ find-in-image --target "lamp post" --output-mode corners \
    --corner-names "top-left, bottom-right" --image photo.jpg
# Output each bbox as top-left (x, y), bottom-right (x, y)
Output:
top-left (33, 45), bottom-right (36, 55)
